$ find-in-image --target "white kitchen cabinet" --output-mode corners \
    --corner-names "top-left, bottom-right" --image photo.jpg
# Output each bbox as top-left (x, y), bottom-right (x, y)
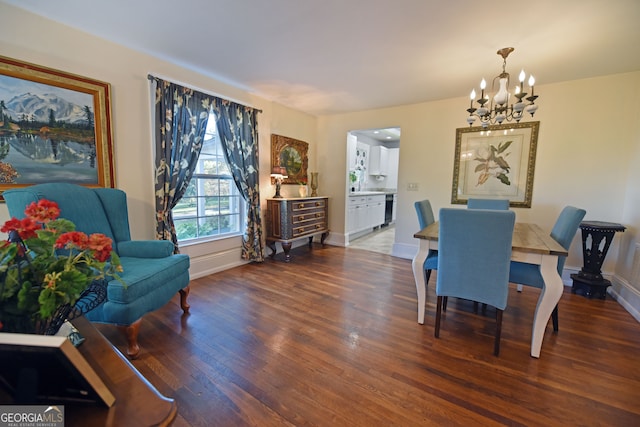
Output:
top-left (367, 195), bottom-right (385, 228)
top-left (347, 194), bottom-right (385, 235)
top-left (369, 146), bottom-right (388, 176)
top-left (386, 148), bottom-right (399, 190)
top-left (347, 195), bottom-right (368, 233)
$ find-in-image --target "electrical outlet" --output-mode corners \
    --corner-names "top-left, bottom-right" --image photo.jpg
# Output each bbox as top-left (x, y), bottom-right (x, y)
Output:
top-left (407, 182), bottom-right (419, 191)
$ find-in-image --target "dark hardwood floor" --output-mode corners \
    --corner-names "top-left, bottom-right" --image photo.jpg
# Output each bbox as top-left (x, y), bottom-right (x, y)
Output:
top-left (96, 244), bottom-right (640, 426)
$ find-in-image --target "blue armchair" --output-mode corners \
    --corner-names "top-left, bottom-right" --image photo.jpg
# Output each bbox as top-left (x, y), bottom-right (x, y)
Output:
top-left (3, 183), bottom-right (191, 358)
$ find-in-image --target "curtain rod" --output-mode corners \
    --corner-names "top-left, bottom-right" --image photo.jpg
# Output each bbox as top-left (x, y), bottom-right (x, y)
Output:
top-left (147, 73), bottom-right (263, 113)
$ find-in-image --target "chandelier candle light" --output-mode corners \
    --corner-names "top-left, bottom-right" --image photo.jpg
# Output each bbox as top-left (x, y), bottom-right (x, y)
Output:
top-left (466, 47), bottom-right (539, 128)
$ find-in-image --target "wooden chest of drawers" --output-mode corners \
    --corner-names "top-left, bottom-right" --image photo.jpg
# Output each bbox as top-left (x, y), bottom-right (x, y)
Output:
top-left (266, 197), bottom-right (329, 261)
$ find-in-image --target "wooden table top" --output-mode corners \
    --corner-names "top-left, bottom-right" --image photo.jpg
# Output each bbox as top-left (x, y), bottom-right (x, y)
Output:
top-left (68, 316), bottom-right (177, 427)
top-left (414, 222), bottom-right (568, 257)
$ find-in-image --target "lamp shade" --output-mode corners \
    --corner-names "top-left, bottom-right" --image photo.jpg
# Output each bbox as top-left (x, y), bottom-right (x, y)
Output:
top-left (271, 166), bottom-right (286, 176)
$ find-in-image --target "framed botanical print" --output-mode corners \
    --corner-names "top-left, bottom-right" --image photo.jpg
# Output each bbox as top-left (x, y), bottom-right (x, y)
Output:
top-left (451, 121), bottom-right (539, 208)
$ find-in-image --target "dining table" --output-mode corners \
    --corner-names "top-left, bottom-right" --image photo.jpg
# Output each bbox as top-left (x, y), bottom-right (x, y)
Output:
top-left (412, 221), bottom-right (568, 358)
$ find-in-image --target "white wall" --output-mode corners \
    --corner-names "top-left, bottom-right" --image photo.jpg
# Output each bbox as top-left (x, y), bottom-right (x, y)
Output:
top-left (0, 4), bottom-right (317, 277)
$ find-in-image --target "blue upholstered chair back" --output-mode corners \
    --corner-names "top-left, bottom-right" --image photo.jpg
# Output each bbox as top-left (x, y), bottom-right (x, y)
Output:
top-left (414, 199), bottom-right (435, 229)
top-left (549, 206), bottom-right (587, 274)
top-left (508, 205), bottom-right (586, 289)
top-left (414, 199), bottom-right (438, 272)
top-left (467, 198), bottom-right (510, 210)
top-left (3, 183), bottom-right (132, 255)
top-left (436, 208), bottom-right (515, 310)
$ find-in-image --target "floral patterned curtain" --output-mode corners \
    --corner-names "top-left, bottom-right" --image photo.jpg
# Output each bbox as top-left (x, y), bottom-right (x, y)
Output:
top-left (212, 99), bottom-right (264, 262)
top-left (152, 78), bottom-right (212, 251)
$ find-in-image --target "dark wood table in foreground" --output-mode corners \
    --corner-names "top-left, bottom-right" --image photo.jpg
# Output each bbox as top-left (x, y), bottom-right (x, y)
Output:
top-left (67, 316), bottom-right (177, 426)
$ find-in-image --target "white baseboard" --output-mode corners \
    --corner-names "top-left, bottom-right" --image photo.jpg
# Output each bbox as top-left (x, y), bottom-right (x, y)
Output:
top-left (391, 242), bottom-right (416, 260)
top-left (608, 276), bottom-right (640, 323)
top-left (324, 232), bottom-right (346, 247)
top-left (188, 248), bottom-right (248, 280)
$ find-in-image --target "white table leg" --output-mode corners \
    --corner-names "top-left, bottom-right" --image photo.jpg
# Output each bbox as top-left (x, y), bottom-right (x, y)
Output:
top-left (412, 240), bottom-right (429, 324)
top-left (530, 254), bottom-right (563, 358)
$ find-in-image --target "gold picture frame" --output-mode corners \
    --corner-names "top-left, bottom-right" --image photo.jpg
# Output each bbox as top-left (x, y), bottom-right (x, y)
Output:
top-left (451, 121), bottom-right (539, 208)
top-left (0, 331), bottom-right (115, 406)
top-left (0, 55), bottom-right (115, 201)
top-left (271, 134), bottom-right (308, 185)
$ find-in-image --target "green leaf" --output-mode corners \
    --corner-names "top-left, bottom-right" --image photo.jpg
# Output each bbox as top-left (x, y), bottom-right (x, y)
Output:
top-left (17, 281), bottom-right (40, 315)
top-left (496, 173), bottom-right (511, 186)
top-left (497, 140), bottom-right (512, 154)
top-left (38, 287), bottom-right (58, 318)
top-left (495, 156), bottom-right (510, 171)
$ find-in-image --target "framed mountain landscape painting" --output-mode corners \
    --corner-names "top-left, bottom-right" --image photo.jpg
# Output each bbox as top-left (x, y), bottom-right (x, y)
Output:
top-left (0, 56), bottom-right (115, 200)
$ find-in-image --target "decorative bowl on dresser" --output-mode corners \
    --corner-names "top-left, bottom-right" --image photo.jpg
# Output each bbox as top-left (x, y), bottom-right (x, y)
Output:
top-left (266, 197), bottom-right (329, 262)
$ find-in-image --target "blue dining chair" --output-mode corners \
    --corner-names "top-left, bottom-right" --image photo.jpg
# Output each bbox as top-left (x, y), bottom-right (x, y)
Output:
top-left (435, 208), bottom-right (515, 356)
top-left (467, 198), bottom-right (510, 210)
top-left (467, 197), bottom-right (510, 312)
top-left (509, 205), bottom-right (586, 331)
top-left (414, 200), bottom-right (438, 284)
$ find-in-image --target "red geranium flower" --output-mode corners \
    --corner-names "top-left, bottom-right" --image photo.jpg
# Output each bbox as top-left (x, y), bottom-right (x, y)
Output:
top-left (24, 200), bottom-right (61, 223)
top-left (88, 233), bottom-right (113, 262)
top-left (55, 231), bottom-right (90, 250)
top-left (0, 217), bottom-right (41, 240)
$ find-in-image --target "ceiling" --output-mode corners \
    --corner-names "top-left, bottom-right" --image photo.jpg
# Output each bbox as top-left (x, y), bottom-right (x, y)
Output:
top-left (3, 0), bottom-right (640, 116)
top-left (351, 128), bottom-right (401, 144)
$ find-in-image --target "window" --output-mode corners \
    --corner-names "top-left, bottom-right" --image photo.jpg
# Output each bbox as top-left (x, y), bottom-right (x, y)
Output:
top-left (172, 112), bottom-right (244, 242)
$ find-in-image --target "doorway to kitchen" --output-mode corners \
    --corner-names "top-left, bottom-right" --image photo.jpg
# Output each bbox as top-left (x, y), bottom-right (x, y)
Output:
top-left (345, 127), bottom-right (400, 255)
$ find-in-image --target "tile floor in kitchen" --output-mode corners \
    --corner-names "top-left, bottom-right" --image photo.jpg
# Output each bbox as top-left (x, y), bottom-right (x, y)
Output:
top-left (348, 225), bottom-right (395, 255)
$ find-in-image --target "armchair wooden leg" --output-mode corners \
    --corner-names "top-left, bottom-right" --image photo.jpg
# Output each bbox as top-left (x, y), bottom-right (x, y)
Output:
top-left (118, 319), bottom-right (142, 359)
top-left (179, 286), bottom-right (191, 313)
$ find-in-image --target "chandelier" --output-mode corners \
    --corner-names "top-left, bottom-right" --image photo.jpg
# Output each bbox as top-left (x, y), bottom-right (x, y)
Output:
top-left (466, 47), bottom-right (539, 127)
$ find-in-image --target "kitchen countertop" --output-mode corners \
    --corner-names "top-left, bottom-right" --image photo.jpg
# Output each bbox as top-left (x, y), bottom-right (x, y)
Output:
top-left (349, 191), bottom-right (386, 196)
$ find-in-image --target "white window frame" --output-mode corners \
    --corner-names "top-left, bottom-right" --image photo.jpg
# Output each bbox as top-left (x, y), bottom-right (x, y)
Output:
top-left (172, 112), bottom-right (245, 244)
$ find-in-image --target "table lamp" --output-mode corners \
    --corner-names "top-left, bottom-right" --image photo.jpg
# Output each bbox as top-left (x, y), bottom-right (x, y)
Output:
top-left (270, 166), bottom-right (288, 198)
